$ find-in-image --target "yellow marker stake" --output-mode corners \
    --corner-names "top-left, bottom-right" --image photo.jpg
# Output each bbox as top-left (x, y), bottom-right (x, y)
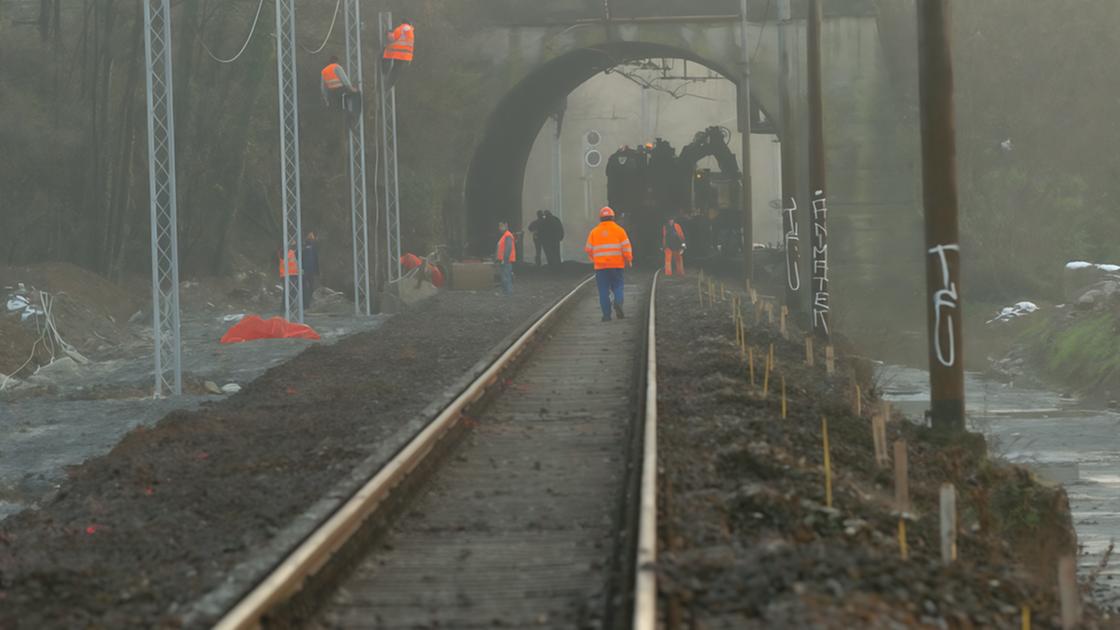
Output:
top-left (748, 347), bottom-right (755, 385)
top-left (762, 354), bottom-right (770, 398)
top-left (898, 518), bottom-right (908, 560)
top-left (768, 343), bottom-right (775, 369)
top-left (855, 383), bottom-right (862, 416)
top-left (1021, 606), bottom-right (1030, 630)
top-left (822, 416), bottom-right (833, 508)
top-left (738, 313), bottom-right (746, 354)
top-left (780, 375), bottom-right (787, 419)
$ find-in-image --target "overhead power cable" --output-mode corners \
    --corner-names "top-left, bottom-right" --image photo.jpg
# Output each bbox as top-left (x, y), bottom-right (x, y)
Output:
top-left (299, 0), bottom-right (341, 54)
top-left (198, 0), bottom-right (267, 64)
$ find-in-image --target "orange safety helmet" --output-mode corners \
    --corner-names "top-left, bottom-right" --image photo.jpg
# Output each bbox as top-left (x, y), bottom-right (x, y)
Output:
top-left (599, 206), bottom-right (615, 219)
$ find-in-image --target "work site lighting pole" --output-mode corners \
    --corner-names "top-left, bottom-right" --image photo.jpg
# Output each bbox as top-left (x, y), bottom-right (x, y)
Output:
top-left (345, 0), bottom-right (371, 316)
top-left (807, 0), bottom-right (830, 339)
top-left (738, 0), bottom-right (754, 284)
top-left (275, 0), bottom-right (305, 323)
top-left (142, 0), bottom-right (183, 397)
top-left (917, 0), bottom-right (965, 433)
top-left (777, 0), bottom-right (801, 317)
top-left (379, 11), bottom-right (402, 286)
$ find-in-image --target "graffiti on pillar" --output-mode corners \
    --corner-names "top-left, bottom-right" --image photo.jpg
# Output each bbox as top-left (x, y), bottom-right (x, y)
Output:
top-left (782, 197), bottom-right (801, 292)
top-left (811, 190), bottom-right (829, 336)
top-left (928, 243), bottom-right (960, 367)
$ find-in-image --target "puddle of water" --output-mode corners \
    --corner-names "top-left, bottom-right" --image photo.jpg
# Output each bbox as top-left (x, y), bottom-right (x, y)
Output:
top-left (878, 364), bottom-right (1120, 610)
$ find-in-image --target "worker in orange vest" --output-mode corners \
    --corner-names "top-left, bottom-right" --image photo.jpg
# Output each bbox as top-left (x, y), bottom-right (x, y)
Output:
top-left (585, 206), bottom-right (633, 321)
top-left (496, 221), bottom-right (517, 296)
top-left (277, 244), bottom-right (300, 313)
top-left (662, 217), bottom-right (686, 276)
top-left (381, 18), bottom-right (414, 89)
top-left (320, 55), bottom-right (358, 110)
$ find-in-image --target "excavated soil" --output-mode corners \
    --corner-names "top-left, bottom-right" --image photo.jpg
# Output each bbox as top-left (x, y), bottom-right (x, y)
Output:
top-left (0, 272), bottom-right (583, 628)
top-left (655, 276), bottom-right (1110, 628)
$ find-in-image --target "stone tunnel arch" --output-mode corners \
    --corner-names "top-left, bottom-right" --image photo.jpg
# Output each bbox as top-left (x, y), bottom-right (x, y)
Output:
top-left (463, 41), bottom-right (746, 256)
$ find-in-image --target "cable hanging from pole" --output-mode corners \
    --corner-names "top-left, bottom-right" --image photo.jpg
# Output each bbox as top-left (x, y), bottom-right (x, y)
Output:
top-left (197, 0), bottom-right (267, 64)
top-left (299, 0), bottom-right (341, 54)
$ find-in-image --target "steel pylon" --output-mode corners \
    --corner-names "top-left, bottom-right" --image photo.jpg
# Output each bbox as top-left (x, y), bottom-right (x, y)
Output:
top-left (142, 0), bottom-right (183, 397)
top-left (346, 1), bottom-right (371, 314)
top-left (378, 11), bottom-right (402, 284)
top-left (275, 0), bottom-right (304, 322)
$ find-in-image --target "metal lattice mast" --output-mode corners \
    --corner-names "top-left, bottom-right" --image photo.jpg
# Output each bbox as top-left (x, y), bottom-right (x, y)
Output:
top-left (142, 0), bottom-right (182, 397)
top-left (346, 0), bottom-right (371, 315)
top-left (379, 11), bottom-right (402, 284)
top-left (275, 0), bottom-right (304, 322)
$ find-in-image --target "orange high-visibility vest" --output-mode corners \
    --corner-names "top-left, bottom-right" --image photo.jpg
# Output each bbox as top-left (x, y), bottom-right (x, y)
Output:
top-left (662, 222), bottom-right (685, 249)
top-left (321, 63), bottom-right (343, 90)
top-left (279, 249), bottom-right (298, 277)
top-left (497, 230), bottom-right (517, 263)
top-left (584, 221), bottom-right (633, 270)
top-left (383, 23), bottom-right (414, 61)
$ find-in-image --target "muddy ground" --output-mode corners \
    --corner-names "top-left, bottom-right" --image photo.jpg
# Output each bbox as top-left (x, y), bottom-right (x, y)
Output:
top-left (655, 275), bottom-right (1111, 628)
top-left (0, 270), bottom-right (584, 628)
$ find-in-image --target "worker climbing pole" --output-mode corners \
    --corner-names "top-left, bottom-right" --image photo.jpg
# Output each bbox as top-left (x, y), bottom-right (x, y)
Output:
top-left (345, 0), bottom-right (371, 315)
top-left (379, 12), bottom-right (409, 286)
top-left (142, 0), bottom-right (183, 397)
top-left (275, 0), bottom-right (305, 323)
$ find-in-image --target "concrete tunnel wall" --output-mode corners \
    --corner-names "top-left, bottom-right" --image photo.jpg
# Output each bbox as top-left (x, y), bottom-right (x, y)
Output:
top-left (462, 20), bottom-right (776, 256)
top-left (456, 15), bottom-right (924, 356)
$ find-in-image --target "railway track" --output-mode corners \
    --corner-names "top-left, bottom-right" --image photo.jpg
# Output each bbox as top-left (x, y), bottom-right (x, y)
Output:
top-left (215, 273), bottom-right (660, 629)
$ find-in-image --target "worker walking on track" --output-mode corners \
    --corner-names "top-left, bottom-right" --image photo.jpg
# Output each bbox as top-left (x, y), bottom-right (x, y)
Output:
top-left (662, 217), bottom-right (686, 276)
top-left (496, 221), bottom-right (516, 296)
top-left (585, 206), bottom-right (633, 322)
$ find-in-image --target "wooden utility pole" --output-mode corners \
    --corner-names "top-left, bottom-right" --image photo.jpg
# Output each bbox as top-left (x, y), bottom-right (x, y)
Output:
top-left (807, 0), bottom-right (830, 339)
top-left (917, 0), bottom-right (965, 433)
top-left (777, 0), bottom-right (801, 318)
top-left (738, 0), bottom-right (754, 285)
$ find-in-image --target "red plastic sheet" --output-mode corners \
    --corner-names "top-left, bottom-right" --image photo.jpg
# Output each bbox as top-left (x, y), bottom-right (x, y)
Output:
top-left (220, 315), bottom-right (321, 344)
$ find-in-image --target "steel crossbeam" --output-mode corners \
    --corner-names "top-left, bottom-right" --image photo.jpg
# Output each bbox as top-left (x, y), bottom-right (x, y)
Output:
top-left (143, 0), bottom-right (183, 397)
top-left (346, 0), bottom-right (371, 314)
top-left (276, 0), bottom-right (305, 322)
top-left (378, 11), bottom-right (402, 284)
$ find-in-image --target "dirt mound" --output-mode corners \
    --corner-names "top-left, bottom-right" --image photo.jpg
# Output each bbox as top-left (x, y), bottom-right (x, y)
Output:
top-left (0, 316), bottom-right (46, 377)
top-left (0, 263), bottom-right (140, 358)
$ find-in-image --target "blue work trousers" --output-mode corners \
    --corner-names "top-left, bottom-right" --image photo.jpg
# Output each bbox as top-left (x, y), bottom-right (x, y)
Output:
top-left (595, 268), bottom-right (625, 318)
top-left (499, 262), bottom-right (513, 295)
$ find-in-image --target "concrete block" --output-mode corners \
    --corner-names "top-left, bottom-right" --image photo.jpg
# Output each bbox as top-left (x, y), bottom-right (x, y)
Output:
top-left (450, 262), bottom-right (495, 291)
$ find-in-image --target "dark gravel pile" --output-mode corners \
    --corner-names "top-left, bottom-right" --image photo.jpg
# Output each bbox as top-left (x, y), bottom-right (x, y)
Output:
top-left (654, 276), bottom-right (1109, 628)
top-left (0, 273), bottom-right (583, 628)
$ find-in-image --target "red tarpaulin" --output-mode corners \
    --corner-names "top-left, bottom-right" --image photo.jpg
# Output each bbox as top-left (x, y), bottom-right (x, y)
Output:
top-left (220, 315), bottom-right (320, 344)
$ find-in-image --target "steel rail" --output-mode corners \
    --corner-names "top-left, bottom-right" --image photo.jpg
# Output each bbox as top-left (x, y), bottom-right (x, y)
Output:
top-left (632, 271), bottom-right (660, 630)
top-left (214, 276), bottom-right (594, 630)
